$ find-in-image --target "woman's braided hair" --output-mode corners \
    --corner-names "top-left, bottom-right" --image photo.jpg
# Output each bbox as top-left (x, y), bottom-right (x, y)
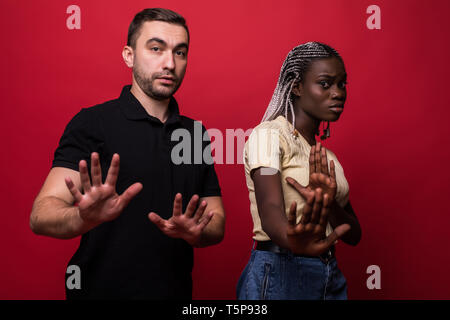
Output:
top-left (261, 42), bottom-right (344, 130)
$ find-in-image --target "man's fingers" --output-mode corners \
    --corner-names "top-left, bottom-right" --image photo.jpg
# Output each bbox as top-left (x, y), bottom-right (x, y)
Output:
top-left (285, 177), bottom-right (310, 200)
top-left (193, 200), bottom-right (207, 222)
top-left (197, 211), bottom-right (214, 231)
top-left (65, 177), bottom-right (83, 203)
top-left (172, 193), bottom-right (183, 216)
top-left (287, 201), bottom-right (297, 225)
top-left (321, 147), bottom-right (329, 175)
top-left (105, 153), bottom-right (120, 186)
top-left (309, 144), bottom-right (315, 175)
top-left (118, 182), bottom-right (143, 211)
top-left (148, 212), bottom-right (167, 230)
top-left (185, 195), bottom-right (199, 218)
top-left (79, 160), bottom-right (91, 193)
top-left (90, 152), bottom-right (103, 187)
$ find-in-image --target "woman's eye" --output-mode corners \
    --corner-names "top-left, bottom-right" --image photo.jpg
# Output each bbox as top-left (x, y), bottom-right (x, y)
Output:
top-left (320, 81), bottom-right (330, 88)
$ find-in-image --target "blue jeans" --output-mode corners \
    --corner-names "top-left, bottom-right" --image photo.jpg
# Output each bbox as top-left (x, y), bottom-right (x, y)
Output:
top-left (236, 249), bottom-right (348, 300)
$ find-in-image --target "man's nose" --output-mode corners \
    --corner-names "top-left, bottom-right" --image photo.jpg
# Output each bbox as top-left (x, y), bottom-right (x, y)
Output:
top-left (163, 51), bottom-right (175, 71)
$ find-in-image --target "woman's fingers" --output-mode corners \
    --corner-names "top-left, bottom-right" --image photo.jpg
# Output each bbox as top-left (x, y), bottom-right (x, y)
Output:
top-left (321, 147), bottom-right (329, 175)
top-left (330, 160), bottom-right (336, 183)
top-left (285, 177), bottom-right (309, 200)
top-left (310, 188), bottom-right (323, 224)
top-left (315, 142), bottom-right (321, 173)
top-left (299, 192), bottom-right (314, 225)
top-left (321, 224), bottom-right (351, 249)
top-left (319, 194), bottom-right (331, 228)
top-left (288, 201), bottom-right (297, 226)
top-left (309, 144), bottom-right (316, 175)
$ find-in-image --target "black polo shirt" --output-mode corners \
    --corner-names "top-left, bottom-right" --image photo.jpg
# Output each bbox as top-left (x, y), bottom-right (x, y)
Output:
top-left (52, 85), bottom-right (221, 299)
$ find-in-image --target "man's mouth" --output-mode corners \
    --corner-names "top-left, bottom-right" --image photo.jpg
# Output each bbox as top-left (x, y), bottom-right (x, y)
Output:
top-left (157, 76), bottom-right (175, 84)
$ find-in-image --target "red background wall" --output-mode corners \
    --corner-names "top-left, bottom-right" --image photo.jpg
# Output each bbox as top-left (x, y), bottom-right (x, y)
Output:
top-left (1, 0), bottom-right (449, 299)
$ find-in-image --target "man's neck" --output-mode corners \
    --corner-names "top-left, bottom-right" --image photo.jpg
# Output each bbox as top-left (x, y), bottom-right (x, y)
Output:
top-left (130, 84), bottom-right (170, 123)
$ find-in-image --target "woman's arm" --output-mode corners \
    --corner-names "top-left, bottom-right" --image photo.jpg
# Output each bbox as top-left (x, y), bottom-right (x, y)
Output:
top-left (252, 168), bottom-right (290, 249)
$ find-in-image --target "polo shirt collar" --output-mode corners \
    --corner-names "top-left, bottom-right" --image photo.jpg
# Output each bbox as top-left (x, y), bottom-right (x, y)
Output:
top-left (119, 85), bottom-right (181, 125)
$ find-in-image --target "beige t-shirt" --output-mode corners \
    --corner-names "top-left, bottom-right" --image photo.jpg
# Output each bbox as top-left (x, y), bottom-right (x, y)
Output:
top-left (243, 115), bottom-right (350, 241)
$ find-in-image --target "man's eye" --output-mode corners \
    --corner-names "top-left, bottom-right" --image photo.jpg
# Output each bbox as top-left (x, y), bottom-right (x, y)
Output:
top-left (176, 51), bottom-right (186, 57)
top-left (151, 47), bottom-right (160, 52)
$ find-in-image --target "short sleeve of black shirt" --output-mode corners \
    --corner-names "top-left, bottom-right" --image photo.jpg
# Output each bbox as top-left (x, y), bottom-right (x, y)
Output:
top-left (199, 125), bottom-right (221, 198)
top-left (52, 108), bottom-right (104, 171)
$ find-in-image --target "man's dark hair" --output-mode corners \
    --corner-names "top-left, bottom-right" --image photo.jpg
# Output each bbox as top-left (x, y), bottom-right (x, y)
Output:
top-left (127, 8), bottom-right (189, 49)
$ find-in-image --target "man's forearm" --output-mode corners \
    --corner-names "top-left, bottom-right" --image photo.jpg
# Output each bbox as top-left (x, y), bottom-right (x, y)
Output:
top-left (195, 215), bottom-right (225, 247)
top-left (30, 196), bottom-right (90, 239)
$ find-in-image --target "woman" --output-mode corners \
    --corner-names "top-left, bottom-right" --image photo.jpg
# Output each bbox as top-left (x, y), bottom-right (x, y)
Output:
top-left (237, 42), bottom-right (361, 300)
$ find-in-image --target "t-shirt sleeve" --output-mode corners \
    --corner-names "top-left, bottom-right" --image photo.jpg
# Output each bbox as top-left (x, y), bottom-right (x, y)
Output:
top-left (199, 125), bottom-right (221, 197)
top-left (245, 121), bottom-right (286, 175)
top-left (52, 108), bottom-right (104, 171)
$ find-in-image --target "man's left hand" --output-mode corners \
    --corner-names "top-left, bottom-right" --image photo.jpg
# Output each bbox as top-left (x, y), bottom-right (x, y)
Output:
top-left (148, 193), bottom-right (214, 247)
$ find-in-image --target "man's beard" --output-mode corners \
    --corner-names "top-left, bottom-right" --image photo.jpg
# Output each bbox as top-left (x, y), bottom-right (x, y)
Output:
top-left (133, 64), bottom-right (182, 101)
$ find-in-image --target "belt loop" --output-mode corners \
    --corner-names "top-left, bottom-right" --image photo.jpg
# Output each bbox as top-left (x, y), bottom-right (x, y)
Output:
top-left (319, 249), bottom-right (332, 264)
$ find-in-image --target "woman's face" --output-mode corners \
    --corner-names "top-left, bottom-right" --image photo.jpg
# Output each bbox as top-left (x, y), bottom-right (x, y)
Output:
top-left (292, 57), bottom-right (347, 122)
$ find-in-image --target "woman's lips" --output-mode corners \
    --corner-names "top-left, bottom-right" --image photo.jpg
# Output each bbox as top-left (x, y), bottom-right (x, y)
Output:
top-left (329, 106), bottom-right (344, 113)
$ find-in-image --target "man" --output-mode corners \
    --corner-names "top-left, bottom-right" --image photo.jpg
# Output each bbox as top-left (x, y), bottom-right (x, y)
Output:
top-left (29, 8), bottom-right (225, 299)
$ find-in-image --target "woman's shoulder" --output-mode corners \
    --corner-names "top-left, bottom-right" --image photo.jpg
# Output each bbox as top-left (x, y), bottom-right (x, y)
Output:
top-left (251, 116), bottom-right (291, 137)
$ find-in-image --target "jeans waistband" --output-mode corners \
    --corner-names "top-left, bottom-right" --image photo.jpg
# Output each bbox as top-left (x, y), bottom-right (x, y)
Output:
top-left (255, 240), bottom-right (335, 264)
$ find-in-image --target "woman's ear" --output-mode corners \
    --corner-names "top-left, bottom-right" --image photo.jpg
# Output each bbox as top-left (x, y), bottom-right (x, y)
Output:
top-left (291, 81), bottom-right (302, 97)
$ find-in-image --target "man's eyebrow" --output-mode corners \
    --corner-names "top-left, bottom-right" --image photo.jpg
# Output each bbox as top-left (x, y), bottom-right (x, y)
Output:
top-left (145, 38), bottom-right (189, 50)
top-left (145, 37), bottom-right (166, 46)
top-left (174, 43), bottom-right (189, 50)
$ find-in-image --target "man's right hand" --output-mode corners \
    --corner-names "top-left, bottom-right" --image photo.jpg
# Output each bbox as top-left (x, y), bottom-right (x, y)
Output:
top-left (65, 152), bottom-right (143, 229)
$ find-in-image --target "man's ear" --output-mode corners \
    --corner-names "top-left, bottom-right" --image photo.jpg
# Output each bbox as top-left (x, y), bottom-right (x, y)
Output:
top-left (291, 81), bottom-right (302, 97)
top-left (122, 45), bottom-right (134, 68)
